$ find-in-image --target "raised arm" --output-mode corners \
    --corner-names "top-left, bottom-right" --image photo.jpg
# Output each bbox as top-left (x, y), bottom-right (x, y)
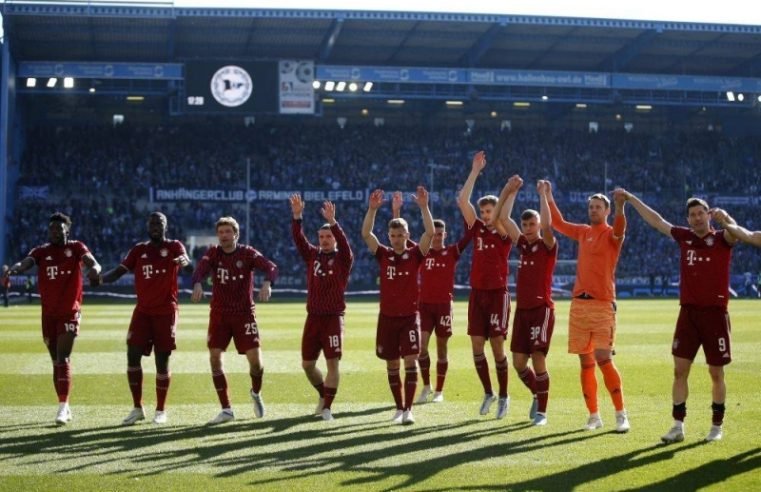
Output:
top-left (710, 208), bottom-right (739, 245)
top-left (546, 181), bottom-right (584, 240)
top-left (290, 193), bottom-right (316, 260)
top-left (391, 191), bottom-right (403, 219)
top-left (361, 189), bottom-right (384, 254)
top-left (457, 151), bottom-right (486, 228)
top-left (495, 174), bottom-right (523, 243)
top-left (620, 189), bottom-right (673, 237)
top-left (611, 188), bottom-right (627, 242)
top-left (290, 193), bottom-right (304, 221)
top-left (413, 185), bottom-right (435, 255)
top-left (720, 223), bottom-right (760, 246)
top-left (322, 201), bottom-right (354, 266)
top-left (537, 180), bottom-right (556, 249)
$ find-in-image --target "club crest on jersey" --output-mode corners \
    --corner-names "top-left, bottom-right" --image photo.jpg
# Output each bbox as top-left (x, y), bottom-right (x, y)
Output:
top-left (442, 250), bottom-right (448, 256)
top-left (45, 256), bottom-right (53, 261)
top-left (236, 260), bottom-right (244, 268)
top-left (402, 253), bottom-right (409, 260)
top-left (532, 244), bottom-right (539, 252)
top-left (705, 236), bottom-right (714, 247)
top-left (328, 259), bottom-right (334, 266)
top-left (64, 248), bottom-right (72, 257)
top-left (141, 253), bottom-right (148, 259)
top-left (160, 248), bottom-right (168, 257)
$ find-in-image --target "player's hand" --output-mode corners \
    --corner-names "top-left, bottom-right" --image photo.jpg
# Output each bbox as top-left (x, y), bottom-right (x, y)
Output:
top-left (391, 191), bottom-right (403, 216)
top-left (258, 282), bottom-right (272, 302)
top-left (87, 269), bottom-right (101, 287)
top-left (412, 185), bottom-right (429, 208)
top-left (612, 188), bottom-right (628, 207)
top-left (471, 151), bottom-right (486, 173)
top-left (368, 189), bottom-right (385, 210)
top-left (191, 283), bottom-right (204, 303)
top-left (710, 208), bottom-right (729, 225)
top-left (173, 254), bottom-right (191, 267)
top-left (321, 201), bottom-right (336, 224)
top-left (289, 193), bottom-right (304, 218)
top-left (536, 180), bottom-right (546, 195)
top-left (506, 174), bottom-right (523, 193)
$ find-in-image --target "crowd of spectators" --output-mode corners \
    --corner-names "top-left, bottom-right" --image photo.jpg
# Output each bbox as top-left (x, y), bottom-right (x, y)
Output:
top-left (8, 122), bottom-right (761, 291)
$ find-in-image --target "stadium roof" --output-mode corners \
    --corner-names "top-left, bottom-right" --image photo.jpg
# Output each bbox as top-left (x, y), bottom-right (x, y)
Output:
top-left (3, 2), bottom-right (761, 77)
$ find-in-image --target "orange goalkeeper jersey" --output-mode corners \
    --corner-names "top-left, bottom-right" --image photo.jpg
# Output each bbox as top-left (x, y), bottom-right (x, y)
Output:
top-left (549, 201), bottom-right (625, 303)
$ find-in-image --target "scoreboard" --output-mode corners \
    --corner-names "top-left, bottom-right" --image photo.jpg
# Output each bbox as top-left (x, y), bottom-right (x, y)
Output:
top-left (184, 60), bottom-right (314, 114)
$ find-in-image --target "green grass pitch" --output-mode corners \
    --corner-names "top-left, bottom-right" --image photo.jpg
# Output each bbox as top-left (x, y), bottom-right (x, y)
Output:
top-left (1, 298), bottom-right (760, 491)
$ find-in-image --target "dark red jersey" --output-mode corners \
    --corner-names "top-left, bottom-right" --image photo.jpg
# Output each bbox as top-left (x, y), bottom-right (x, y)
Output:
top-left (515, 236), bottom-right (558, 309)
top-left (28, 241), bottom-right (90, 316)
top-left (419, 236), bottom-right (470, 304)
top-left (122, 240), bottom-right (187, 315)
top-left (671, 227), bottom-right (732, 308)
top-left (292, 219), bottom-right (353, 315)
top-left (192, 244), bottom-right (278, 315)
top-left (467, 218), bottom-right (512, 290)
top-left (375, 244), bottom-right (424, 317)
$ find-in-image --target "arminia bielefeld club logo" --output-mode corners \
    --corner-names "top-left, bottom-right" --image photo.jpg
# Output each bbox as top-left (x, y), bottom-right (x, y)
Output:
top-left (210, 65), bottom-right (253, 107)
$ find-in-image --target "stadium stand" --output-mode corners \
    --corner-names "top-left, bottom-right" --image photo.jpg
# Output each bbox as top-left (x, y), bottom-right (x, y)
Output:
top-left (9, 123), bottom-right (761, 292)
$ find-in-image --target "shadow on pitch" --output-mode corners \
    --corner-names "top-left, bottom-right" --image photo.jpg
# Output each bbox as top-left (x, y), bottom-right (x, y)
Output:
top-left (417, 442), bottom-right (761, 492)
top-left (0, 404), bottom-right (391, 473)
top-left (123, 407), bottom-right (498, 479)
top-left (621, 446), bottom-right (761, 491)
top-left (210, 420), bottom-right (590, 490)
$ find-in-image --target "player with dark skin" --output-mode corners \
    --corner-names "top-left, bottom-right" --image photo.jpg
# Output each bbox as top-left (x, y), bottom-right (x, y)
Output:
top-left (6, 217), bottom-right (101, 367)
top-left (5, 213), bottom-right (101, 424)
top-left (101, 212), bottom-right (192, 424)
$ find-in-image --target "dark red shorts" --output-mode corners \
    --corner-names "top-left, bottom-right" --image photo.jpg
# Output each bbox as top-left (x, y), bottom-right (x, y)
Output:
top-left (673, 305), bottom-right (732, 366)
top-left (128, 309), bottom-right (177, 355)
top-left (510, 305), bottom-right (554, 355)
top-left (207, 310), bottom-right (260, 354)
top-left (302, 314), bottom-right (344, 361)
top-left (42, 311), bottom-right (80, 348)
top-left (376, 313), bottom-right (421, 361)
top-left (419, 302), bottom-right (453, 338)
top-left (467, 287), bottom-right (509, 338)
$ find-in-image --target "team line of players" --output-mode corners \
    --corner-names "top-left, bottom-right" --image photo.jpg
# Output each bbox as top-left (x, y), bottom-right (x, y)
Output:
top-left (6, 151), bottom-right (756, 444)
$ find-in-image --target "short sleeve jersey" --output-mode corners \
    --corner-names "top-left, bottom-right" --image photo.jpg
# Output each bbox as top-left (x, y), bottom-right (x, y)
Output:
top-left (420, 236), bottom-right (470, 304)
top-left (671, 226), bottom-right (732, 307)
top-left (467, 218), bottom-right (512, 290)
top-left (515, 236), bottom-right (558, 309)
top-left (29, 241), bottom-right (90, 316)
top-left (122, 240), bottom-right (187, 315)
top-left (375, 244), bottom-right (425, 317)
